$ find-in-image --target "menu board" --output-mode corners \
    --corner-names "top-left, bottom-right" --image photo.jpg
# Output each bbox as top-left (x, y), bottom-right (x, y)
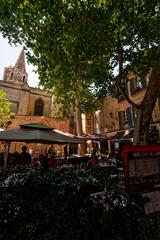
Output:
top-left (129, 157), bottom-right (159, 176)
top-left (128, 154), bottom-right (160, 187)
top-left (122, 145), bottom-right (160, 192)
top-left (122, 145), bottom-right (160, 214)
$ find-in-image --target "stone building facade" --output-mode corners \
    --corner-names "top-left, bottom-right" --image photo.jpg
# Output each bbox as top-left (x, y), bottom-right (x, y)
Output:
top-left (0, 49), bottom-right (70, 154)
top-left (98, 73), bottom-right (160, 151)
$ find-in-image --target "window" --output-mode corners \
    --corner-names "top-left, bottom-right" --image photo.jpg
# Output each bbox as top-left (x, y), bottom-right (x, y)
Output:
top-left (130, 77), bottom-right (146, 96)
top-left (15, 72), bottom-right (21, 81)
top-left (122, 111), bottom-right (126, 124)
top-left (10, 72), bottom-right (13, 80)
top-left (118, 108), bottom-right (135, 129)
top-left (135, 77), bottom-right (143, 92)
top-left (34, 98), bottom-right (44, 116)
top-left (126, 107), bottom-right (134, 128)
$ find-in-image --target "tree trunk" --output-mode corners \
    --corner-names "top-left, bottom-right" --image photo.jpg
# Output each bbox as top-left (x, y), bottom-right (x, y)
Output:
top-left (75, 100), bottom-right (86, 155)
top-left (133, 106), bottom-right (153, 145)
top-left (3, 142), bottom-right (10, 168)
top-left (133, 62), bottom-right (160, 145)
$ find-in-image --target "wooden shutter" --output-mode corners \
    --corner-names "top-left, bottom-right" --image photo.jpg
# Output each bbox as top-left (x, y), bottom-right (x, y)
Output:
top-left (126, 107), bottom-right (133, 128)
top-left (141, 78), bottom-right (146, 89)
top-left (130, 78), bottom-right (135, 96)
top-left (118, 111), bottom-right (123, 129)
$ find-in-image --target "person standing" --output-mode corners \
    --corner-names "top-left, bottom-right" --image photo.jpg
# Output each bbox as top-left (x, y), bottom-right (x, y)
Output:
top-left (19, 146), bottom-right (31, 165)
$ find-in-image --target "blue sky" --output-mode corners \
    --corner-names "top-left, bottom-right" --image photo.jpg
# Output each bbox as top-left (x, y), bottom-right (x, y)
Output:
top-left (0, 33), bottom-right (39, 87)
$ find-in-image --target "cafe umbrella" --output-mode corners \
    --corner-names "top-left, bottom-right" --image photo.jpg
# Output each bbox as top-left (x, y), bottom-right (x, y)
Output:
top-left (0, 123), bottom-right (85, 167)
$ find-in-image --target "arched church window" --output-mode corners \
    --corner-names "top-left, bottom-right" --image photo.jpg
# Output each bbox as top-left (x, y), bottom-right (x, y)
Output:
top-left (10, 72), bottom-right (13, 79)
top-left (34, 98), bottom-right (44, 116)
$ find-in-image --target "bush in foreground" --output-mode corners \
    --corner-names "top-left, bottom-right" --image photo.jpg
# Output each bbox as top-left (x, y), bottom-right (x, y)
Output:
top-left (0, 165), bottom-right (159, 240)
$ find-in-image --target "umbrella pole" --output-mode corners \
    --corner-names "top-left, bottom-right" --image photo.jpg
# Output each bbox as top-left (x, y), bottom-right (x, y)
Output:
top-left (3, 141), bottom-right (11, 168)
top-left (108, 139), bottom-right (111, 154)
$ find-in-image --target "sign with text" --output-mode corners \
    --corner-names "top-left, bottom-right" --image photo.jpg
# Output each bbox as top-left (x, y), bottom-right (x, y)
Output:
top-left (122, 145), bottom-right (160, 193)
top-left (122, 145), bottom-right (160, 214)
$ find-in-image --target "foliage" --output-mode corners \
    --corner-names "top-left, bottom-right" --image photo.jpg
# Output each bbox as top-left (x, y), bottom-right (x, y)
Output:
top-left (0, 1), bottom-right (160, 89)
top-left (0, 165), bottom-right (159, 240)
top-left (0, 0), bottom-right (160, 140)
top-left (0, 89), bottom-right (14, 128)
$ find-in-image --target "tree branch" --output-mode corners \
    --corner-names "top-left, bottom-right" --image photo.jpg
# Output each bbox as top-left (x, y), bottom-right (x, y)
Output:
top-left (78, 52), bottom-right (105, 65)
top-left (116, 49), bottom-right (139, 108)
top-left (84, 14), bottom-right (116, 51)
top-left (118, 84), bottom-right (139, 108)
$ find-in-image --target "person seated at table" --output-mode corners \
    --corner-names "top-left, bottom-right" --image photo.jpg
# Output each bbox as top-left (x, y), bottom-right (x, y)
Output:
top-left (19, 146), bottom-right (31, 165)
top-left (108, 153), bottom-right (117, 167)
top-left (48, 156), bottom-right (57, 167)
top-left (39, 154), bottom-right (49, 170)
top-left (88, 157), bottom-right (99, 166)
top-left (31, 157), bottom-right (41, 167)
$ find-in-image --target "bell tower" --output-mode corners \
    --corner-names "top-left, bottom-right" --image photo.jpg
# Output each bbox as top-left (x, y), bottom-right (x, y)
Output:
top-left (3, 48), bottom-right (28, 85)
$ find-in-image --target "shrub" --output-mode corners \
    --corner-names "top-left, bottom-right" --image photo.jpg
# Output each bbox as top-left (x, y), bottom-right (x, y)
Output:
top-left (0, 165), bottom-right (159, 240)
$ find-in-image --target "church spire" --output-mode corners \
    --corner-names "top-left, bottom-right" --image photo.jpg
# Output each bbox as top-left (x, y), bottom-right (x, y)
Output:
top-left (15, 48), bottom-right (26, 71)
top-left (3, 48), bottom-right (28, 85)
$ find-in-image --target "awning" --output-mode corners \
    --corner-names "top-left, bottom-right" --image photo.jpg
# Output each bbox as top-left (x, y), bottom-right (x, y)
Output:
top-left (20, 123), bottom-right (53, 131)
top-left (110, 129), bottom-right (134, 142)
top-left (82, 133), bottom-right (108, 141)
top-left (0, 124), bottom-right (85, 144)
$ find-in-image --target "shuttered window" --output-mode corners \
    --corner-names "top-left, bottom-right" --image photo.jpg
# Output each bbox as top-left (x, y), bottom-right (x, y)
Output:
top-left (141, 78), bottom-right (146, 89)
top-left (126, 107), bottom-right (133, 128)
top-left (130, 78), bottom-right (135, 96)
top-left (118, 111), bottom-right (123, 129)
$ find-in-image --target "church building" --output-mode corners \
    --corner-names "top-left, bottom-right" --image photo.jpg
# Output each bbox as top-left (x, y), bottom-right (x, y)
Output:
top-left (0, 49), bottom-right (70, 154)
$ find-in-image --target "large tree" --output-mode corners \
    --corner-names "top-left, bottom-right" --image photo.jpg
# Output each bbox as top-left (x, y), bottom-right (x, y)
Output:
top-left (0, 0), bottom-right (160, 144)
top-left (0, 89), bottom-right (14, 167)
top-left (0, 89), bottom-right (14, 129)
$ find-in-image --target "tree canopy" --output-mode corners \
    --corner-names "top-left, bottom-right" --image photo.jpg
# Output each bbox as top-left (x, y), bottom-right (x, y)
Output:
top-left (1, 0), bottom-right (160, 86)
top-left (0, 0), bottom-right (160, 141)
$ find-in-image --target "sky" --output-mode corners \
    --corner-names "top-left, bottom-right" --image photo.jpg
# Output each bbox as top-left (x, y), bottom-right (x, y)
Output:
top-left (0, 33), bottom-right (39, 87)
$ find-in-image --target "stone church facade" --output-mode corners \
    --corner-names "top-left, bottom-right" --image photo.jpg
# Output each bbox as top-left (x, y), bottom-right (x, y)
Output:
top-left (0, 49), bottom-right (70, 154)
